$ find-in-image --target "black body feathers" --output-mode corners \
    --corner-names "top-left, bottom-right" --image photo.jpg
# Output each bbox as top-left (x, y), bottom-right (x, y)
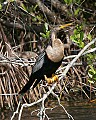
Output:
top-left (19, 51), bottom-right (62, 94)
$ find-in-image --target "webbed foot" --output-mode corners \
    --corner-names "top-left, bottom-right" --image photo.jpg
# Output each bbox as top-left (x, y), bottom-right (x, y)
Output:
top-left (44, 74), bottom-right (58, 84)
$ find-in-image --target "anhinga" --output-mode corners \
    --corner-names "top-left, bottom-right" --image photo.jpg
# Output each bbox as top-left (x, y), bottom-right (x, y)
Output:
top-left (19, 23), bottom-right (72, 95)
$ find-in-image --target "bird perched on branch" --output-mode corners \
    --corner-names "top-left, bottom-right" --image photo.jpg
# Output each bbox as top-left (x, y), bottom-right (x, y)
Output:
top-left (19, 23), bottom-right (72, 95)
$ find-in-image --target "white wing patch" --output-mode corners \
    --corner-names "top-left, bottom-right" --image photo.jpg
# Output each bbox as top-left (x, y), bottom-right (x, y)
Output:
top-left (32, 52), bottom-right (45, 73)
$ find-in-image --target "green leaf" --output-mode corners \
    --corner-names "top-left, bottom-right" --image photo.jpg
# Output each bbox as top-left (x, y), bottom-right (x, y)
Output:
top-left (64, 0), bottom-right (69, 4)
top-left (44, 23), bottom-right (49, 32)
top-left (70, 35), bottom-right (74, 41)
top-left (46, 31), bottom-right (50, 38)
top-left (79, 41), bottom-right (84, 48)
top-left (73, 29), bottom-right (77, 34)
top-left (70, 25), bottom-right (84, 48)
top-left (64, 0), bottom-right (72, 4)
top-left (74, 8), bottom-right (80, 16)
top-left (87, 54), bottom-right (94, 60)
top-left (21, 3), bottom-right (27, 11)
top-left (88, 79), bottom-right (94, 84)
top-left (33, 5), bottom-right (38, 11)
top-left (88, 70), bottom-right (94, 77)
top-left (93, 74), bottom-right (96, 81)
top-left (87, 34), bottom-right (92, 41)
top-left (9, 0), bottom-right (15, 2)
top-left (40, 33), bottom-right (46, 38)
top-left (0, 4), bottom-right (2, 10)
top-left (89, 65), bottom-right (96, 74)
top-left (88, 66), bottom-right (96, 79)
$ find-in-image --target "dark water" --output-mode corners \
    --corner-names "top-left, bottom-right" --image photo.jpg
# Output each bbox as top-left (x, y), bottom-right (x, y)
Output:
top-left (1, 100), bottom-right (96, 120)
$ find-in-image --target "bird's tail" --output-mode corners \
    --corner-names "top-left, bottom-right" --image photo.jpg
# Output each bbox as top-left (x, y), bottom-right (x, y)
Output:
top-left (19, 74), bottom-right (35, 94)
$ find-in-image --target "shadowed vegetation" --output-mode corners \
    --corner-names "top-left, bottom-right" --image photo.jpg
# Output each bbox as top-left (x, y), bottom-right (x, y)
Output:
top-left (0, 0), bottom-right (96, 110)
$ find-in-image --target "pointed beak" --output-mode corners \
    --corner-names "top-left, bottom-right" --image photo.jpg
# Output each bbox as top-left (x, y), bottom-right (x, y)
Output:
top-left (59, 23), bottom-right (73, 29)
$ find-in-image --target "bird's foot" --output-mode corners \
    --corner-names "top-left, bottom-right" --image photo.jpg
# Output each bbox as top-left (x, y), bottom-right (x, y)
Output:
top-left (44, 74), bottom-right (58, 84)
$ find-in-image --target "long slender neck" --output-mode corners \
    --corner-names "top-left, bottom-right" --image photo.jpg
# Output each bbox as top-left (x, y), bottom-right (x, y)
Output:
top-left (46, 31), bottom-right (64, 62)
top-left (51, 30), bottom-right (58, 47)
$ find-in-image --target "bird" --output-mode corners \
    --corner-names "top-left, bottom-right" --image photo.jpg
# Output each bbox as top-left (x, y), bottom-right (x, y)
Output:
top-left (19, 23), bottom-right (72, 95)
